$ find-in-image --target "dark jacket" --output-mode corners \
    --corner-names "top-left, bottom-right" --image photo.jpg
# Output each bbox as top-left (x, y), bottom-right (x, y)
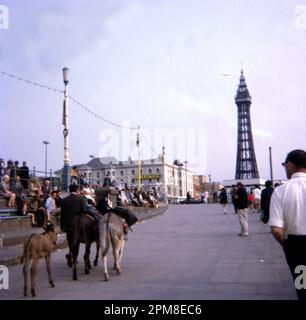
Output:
top-left (235, 187), bottom-right (249, 209)
top-left (260, 187), bottom-right (274, 223)
top-left (19, 166), bottom-right (29, 188)
top-left (96, 197), bottom-right (110, 215)
top-left (12, 181), bottom-right (24, 196)
top-left (96, 197), bottom-right (138, 227)
top-left (60, 193), bottom-right (86, 231)
top-left (219, 190), bottom-right (227, 204)
top-left (113, 207), bottom-right (138, 227)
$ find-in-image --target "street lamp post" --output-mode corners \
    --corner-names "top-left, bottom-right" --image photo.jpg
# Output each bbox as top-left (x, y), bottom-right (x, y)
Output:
top-left (42, 141), bottom-right (49, 178)
top-left (137, 128), bottom-right (141, 191)
top-left (208, 174), bottom-right (212, 194)
top-left (61, 67), bottom-right (71, 192)
top-left (89, 155), bottom-right (94, 187)
top-left (269, 146), bottom-right (274, 184)
top-left (184, 161), bottom-right (188, 199)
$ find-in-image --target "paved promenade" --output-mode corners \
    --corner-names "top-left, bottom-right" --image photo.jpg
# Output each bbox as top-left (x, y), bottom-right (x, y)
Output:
top-left (0, 204), bottom-right (297, 300)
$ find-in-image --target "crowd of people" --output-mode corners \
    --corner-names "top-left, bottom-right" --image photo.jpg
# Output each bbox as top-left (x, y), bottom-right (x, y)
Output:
top-left (0, 159), bottom-right (159, 227)
top-left (217, 182), bottom-right (280, 219)
top-left (213, 149), bottom-right (306, 300)
top-left (0, 173), bottom-right (61, 227)
top-left (118, 188), bottom-right (159, 208)
top-left (0, 159), bottom-right (30, 188)
top-left (70, 166), bottom-right (160, 209)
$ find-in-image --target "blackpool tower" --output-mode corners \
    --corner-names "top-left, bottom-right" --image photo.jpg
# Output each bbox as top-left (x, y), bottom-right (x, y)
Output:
top-left (235, 70), bottom-right (259, 179)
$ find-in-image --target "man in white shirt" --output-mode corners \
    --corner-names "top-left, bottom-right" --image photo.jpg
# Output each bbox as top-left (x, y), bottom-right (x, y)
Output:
top-left (45, 191), bottom-right (61, 223)
top-left (270, 149), bottom-right (306, 300)
top-left (204, 191), bottom-right (209, 203)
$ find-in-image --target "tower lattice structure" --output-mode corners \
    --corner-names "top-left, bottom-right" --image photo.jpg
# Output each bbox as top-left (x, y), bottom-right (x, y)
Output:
top-left (235, 70), bottom-right (259, 179)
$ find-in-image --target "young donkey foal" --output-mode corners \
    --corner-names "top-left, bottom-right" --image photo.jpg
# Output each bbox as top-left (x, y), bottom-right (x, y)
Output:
top-left (21, 224), bottom-right (58, 297)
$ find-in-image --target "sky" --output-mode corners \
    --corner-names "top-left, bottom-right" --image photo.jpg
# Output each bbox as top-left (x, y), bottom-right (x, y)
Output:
top-left (1, 0), bottom-right (306, 182)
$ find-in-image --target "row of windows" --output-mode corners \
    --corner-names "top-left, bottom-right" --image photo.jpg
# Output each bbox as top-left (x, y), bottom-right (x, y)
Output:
top-left (90, 168), bottom-right (190, 181)
top-left (131, 178), bottom-right (160, 184)
top-left (106, 168), bottom-right (160, 176)
top-left (87, 168), bottom-right (161, 178)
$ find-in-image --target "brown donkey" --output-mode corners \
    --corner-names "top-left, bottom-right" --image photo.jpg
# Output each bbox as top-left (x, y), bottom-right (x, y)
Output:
top-left (21, 224), bottom-right (58, 297)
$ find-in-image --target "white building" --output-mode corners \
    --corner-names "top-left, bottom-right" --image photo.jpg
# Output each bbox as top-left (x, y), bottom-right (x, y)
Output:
top-left (222, 178), bottom-right (267, 192)
top-left (73, 155), bottom-right (194, 201)
top-left (223, 178), bottom-right (286, 191)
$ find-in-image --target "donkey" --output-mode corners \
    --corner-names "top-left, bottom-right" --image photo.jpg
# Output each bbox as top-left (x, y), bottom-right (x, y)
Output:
top-left (21, 224), bottom-right (58, 297)
top-left (70, 212), bottom-right (100, 281)
top-left (99, 212), bottom-right (126, 281)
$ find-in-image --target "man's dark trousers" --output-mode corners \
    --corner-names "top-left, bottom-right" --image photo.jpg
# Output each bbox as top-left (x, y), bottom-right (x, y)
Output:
top-left (284, 235), bottom-right (306, 300)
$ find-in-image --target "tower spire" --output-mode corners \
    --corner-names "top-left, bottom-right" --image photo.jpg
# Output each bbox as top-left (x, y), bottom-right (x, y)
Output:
top-left (239, 62), bottom-right (245, 83)
top-left (234, 69), bottom-right (259, 180)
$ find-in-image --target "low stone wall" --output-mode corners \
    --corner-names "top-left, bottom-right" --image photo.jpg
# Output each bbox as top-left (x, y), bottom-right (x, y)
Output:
top-left (0, 215), bottom-right (58, 233)
top-left (0, 216), bottom-right (32, 232)
top-left (0, 205), bottom-right (169, 232)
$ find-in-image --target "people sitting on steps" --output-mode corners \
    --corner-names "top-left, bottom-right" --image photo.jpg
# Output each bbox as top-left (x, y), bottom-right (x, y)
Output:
top-left (27, 194), bottom-right (49, 227)
top-left (45, 191), bottom-right (61, 223)
top-left (11, 175), bottom-right (28, 215)
top-left (0, 175), bottom-right (16, 208)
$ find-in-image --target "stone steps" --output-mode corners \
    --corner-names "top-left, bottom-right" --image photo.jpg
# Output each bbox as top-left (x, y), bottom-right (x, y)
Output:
top-left (0, 197), bottom-right (17, 209)
top-left (0, 215), bottom-right (60, 248)
top-left (0, 215), bottom-right (32, 232)
top-left (0, 227), bottom-right (44, 247)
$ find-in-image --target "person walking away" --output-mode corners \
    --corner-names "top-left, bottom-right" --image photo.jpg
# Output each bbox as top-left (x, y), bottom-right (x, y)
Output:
top-left (235, 182), bottom-right (249, 237)
top-left (186, 191), bottom-right (191, 203)
top-left (247, 190), bottom-right (254, 213)
top-left (219, 188), bottom-right (228, 214)
top-left (204, 191), bottom-right (209, 203)
top-left (260, 180), bottom-right (274, 224)
top-left (253, 185), bottom-right (261, 212)
top-left (60, 184), bottom-right (86, 267)
top-left (270, 149), bottom-right (306, 300)
top-left (213, 192), bottom-right (218, 203)
top-left (231, 186), bottom-right (238, 214)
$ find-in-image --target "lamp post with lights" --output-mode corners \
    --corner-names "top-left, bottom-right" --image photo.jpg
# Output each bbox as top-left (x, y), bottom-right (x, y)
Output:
top-left (61, 67), bottom-right (71, 192)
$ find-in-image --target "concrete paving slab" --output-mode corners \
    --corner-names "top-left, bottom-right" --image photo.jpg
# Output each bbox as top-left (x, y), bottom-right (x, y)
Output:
top-left (0, 204), bottom-right (298, 300)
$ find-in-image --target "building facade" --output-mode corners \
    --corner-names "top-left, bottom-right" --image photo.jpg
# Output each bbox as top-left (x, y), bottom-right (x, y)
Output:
top-left (72, 155), bottom-right (194, 201)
